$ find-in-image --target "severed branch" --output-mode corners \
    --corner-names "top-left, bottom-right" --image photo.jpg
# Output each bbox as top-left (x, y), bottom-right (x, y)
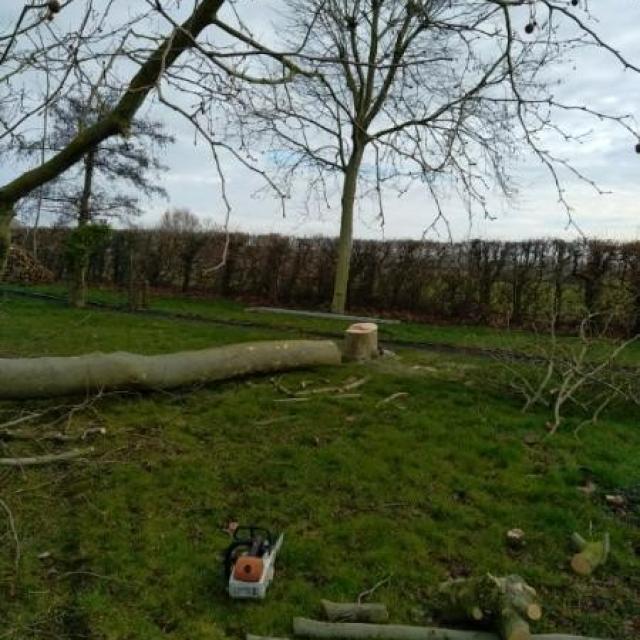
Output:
top-left (570, 532), bottom-right (610, 577)
top-left (496, 310), bottom-right (640, 435)
top-left (0, 426), bottom-right (106, 442)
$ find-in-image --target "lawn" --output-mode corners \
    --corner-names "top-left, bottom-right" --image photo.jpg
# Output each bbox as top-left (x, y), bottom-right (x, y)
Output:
top-left (0, 294), bottom-right (639, 639)
top-left (6, 283), bottom-right (640, 364)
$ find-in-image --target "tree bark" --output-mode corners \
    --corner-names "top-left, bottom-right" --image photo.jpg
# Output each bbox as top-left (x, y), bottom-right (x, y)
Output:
top-left (331, 143), bottom-right (365, 314)
top-left (294, 619), bottom-right (497, 640)
top-left (0, 204), bottom-right (13, 279)
top-left (69, 150), bottom-right (96, 308)
top-left (292, 620), bottom-right (609, 640)
top-left (0, 339), bottom-right (341, 399)
top-left (343, 323), bottom-right (379, 361)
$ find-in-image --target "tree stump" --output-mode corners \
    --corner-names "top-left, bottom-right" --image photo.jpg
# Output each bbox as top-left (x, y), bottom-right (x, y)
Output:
top-left (344, 323), bottom-right (379, 361)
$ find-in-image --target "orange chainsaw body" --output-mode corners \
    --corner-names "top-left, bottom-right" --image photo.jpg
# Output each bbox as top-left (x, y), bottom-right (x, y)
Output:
top-left (233, 556), bottom-right (264, 583)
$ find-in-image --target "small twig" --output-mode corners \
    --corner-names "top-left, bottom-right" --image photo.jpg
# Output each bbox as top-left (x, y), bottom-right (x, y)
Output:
top-left (270, 377), bottom-right (297, 397)
top-left (0, 427), bottom-right (106, 442)
top-left (357, 574), bottom-right (392, 604)
top-left (0, 497), bottom-right (21, 597)
top-left (295, 378), bottom-right (369, 397)
top-left (0, 412), bottom-right (43, 430)
top-left (376, 392), bottom-right (409, 407)
top-left (341, 377), bottom-right (370, 392)
top-left (254, 416), bottom-right (296, 426)
top-left (0, 447), bottom-right (95, 467)
top-left (295, 386), bottom-right (343, 397)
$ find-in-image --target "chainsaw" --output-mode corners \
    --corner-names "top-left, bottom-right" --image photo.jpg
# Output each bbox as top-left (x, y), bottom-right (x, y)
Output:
top-left (223, 525), bottom-right (284, 600)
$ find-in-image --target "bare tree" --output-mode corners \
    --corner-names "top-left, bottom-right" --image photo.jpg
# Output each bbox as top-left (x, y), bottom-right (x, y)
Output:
top-left (213, 0), bottom-right (640, 313)
top-left (19, 91), bottom-right (173, 227)
top-left (0, 0), bottom-right (314, 281)
top-left (158, 208), bottom-right (207, 292)
top-left (498, 311), bottom-right (640, 436)
top-left (15, 87), bottom-right (174, 306)
top-left (0, 0), bottom-right (230, 274)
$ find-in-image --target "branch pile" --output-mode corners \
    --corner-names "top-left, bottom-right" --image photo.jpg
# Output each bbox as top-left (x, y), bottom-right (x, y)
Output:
top-left (496, 313), bottom-right (640, 434)
top-left (259, 574), bottom-right (612, 640)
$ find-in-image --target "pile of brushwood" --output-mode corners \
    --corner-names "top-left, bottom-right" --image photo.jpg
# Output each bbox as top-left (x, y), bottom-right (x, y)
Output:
top-left (251, 546), bottom-right (613, 640)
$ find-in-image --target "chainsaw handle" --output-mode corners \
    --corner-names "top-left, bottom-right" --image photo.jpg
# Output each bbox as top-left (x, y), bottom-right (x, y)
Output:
top-left (233, 526), bottom-right (273, 545)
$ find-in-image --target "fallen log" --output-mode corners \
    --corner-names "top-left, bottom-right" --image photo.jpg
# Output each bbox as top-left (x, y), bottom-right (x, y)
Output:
top-left (321, 600), bottom-right (389, 623)
top-left (292, 619), bottom-right (611, 640)
top-left (294, 618), bottom-right (495, 640)
top-left (0, 340), bottom-right (342, 399)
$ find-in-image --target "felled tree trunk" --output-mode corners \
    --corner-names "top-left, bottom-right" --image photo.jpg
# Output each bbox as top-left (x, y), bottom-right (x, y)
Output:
top-left (292, 619), bottom-right (608, 640)
top-left (343, 323), bottom-right (379, 361)
top-left (69, 261), bottom-right (88, 308)
top-left (294, 618), bottom-right (495, 640)
top-left (321, 600), bottom-right (389, 623)
top-left (570, 533), bottom-right (610, 576)
top-left (0, 340), bottom-right (341, 399)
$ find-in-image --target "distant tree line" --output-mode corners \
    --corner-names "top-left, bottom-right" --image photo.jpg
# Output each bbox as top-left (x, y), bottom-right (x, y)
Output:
top-left (10, 226), bottom-right (640, 334)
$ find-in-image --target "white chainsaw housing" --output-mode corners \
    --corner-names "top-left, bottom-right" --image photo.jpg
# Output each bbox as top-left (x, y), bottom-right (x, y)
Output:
top-left (228, 534), bottom-right (284, 600)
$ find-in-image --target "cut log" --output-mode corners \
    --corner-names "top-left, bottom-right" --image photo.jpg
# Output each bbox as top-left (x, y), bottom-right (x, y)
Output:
top-left (438, 575), bottom-right (540, 640)
top-left (292, 619), bottom-right (610, 640)
top-left (570, 532), bottom-right (610, 576)
top-left (343, 323), bottom-right (379, 361)
top-left (0, 340), bottom-right (342, 399)
top-left (294, 618), bottom-right (496, 640)
top-left (438, 577), bottom-right (490, 622)
top-left (498, 608), bottom-right (530, 640)
top-left (321, 600), bottom-right (389, 623)
top-left (494, 575), bottom-right (541, 624)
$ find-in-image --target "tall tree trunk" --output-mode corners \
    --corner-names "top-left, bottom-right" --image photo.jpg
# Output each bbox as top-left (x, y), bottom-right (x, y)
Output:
top-left (0, 204), bottom-right (13, 279)
top-left (331, 144), bottom-right (365, 314)
top-left (69, 150), bottom-right (95, 308)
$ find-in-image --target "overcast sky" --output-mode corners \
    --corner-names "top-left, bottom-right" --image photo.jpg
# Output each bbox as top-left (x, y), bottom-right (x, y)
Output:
top-left (1, 1), bottom-right (639, 241)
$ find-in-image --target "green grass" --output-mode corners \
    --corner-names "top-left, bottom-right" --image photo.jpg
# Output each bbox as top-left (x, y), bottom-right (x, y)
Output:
top-left (8, 282), bottom-right (640, 365)
top-left (0, 295), bottom-right (639, 639)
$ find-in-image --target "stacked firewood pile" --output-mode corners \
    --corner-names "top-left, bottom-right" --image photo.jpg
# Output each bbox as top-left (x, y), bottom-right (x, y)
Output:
top-left (3, 245), bottom-right (54, 284)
